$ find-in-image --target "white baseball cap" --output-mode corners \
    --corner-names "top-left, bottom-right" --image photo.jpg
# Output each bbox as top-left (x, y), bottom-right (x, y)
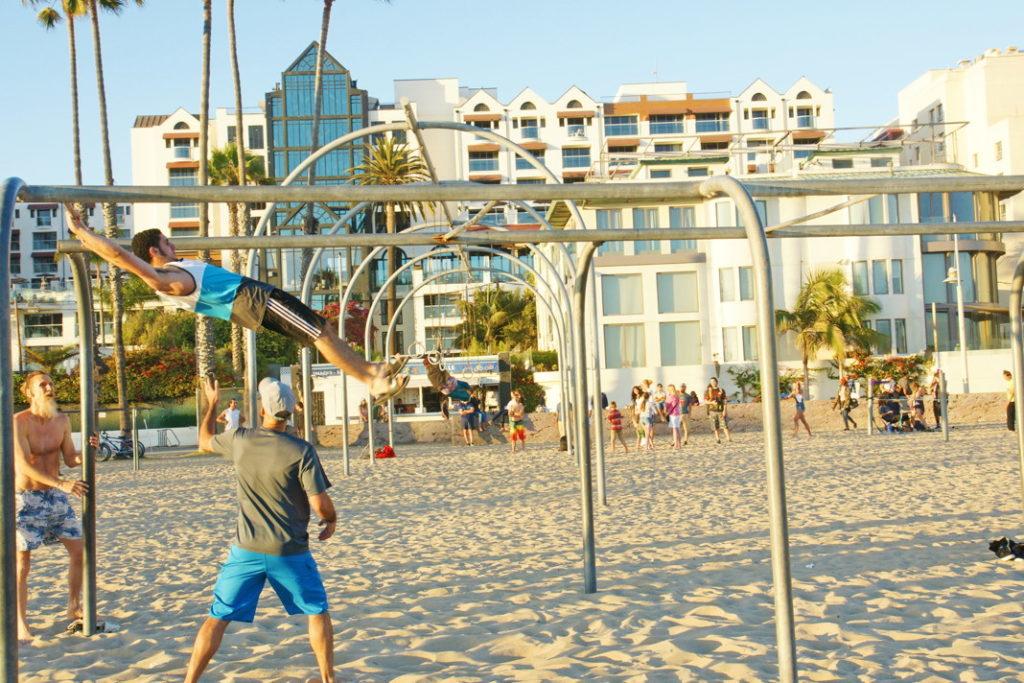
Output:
top-left (258, 377), bottom-right (296, 419)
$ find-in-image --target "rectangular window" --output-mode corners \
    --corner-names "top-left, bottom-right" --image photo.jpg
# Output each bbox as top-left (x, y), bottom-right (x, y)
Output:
top-left (515, 149), bottom-right (544, 169)
top-left (468, 151), bottom-right (498, 172)
top-left (867, 196), bottom-right (884, 224)
top-left (738, 266), bottom-right (753, 301)
top-left (654, 143), bottom-right (681, 153)
top-left (894, 318), bottom-right (907, 354)
top-left (10, 254), bottom-right (20, 273)
top-left (650, 169), bottom-right (671, 179)
top-left (601, 274), bottom-right (643, 315)
top-left (668, 206), bottom-right (696, 253)
top-left (25, 313), bottom-right (63, 338)
top-left (32, 232), bottom-right (57, 251)
top-left (604, 115), bottom-right (638, 137)
top-left (715, 202), bottom-right (734, 227)
top-left (657, 272), bottom-right (698, 313)
top-left (35, 209), bottom-right (53, 227)
top-left (751, 109), bottom-right (770, 130)
top-left (754, 200), bottom-right (768, 225)
top-left (796, 107), bottom-right (814, 128)
top-left (874, 319), bottom-right (892, 355)
top-left (832, 158), bottom-right (853, 169)
top-left (520, 118), bottom-right (539, 138)
top-left (852, 261), bottom-right (869, 296)
top-left (887, 194), bottom-right (900, 224)
top-left (248, 125), bottom-right (264, 150)
top-left (650, 114), bottom-right (684, 135)
top-left (723, 327), bottom-right (739, 362)
top-left (33, 256), bottom-right (57, 274)
top-left (424, 326), bottom-right (458, 351)
top-left (660, 321), bottom-right (702, 366)
top-left (741, 325), bottom-right (758, 361)
top-left (596, 209), bottom-right (623, 255)
top-left (872, 260), bottom-right (889, 295)
top-left (923, 253), bottom-right (948, 303)
top-left (603, 324), bottom-right (646, 369)
top-left (562, 147), bottom-right (590, 168)
top-left (632, 208), bottom-right (659, 255)
top-left (719, 267), bottom-right (737, 302)
top-left (687, 167), bottom-right (709, 177)
top-left (695, 112), bottom-right (728, 133)
top-left (423, 294), bottom-right (459, 319)
top-left (891, 259), bottom-right (904, 294)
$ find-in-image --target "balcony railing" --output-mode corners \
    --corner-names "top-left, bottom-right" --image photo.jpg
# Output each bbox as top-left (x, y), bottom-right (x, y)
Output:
top-left (521, 126), bottom-right (539, 139)
top-left (173, 146), bottom-right (193, 159)
top-left (796, 115), bottom-right (815, 128)
top-left (567, 125), bottom-right (587, 138)
top-left (752, 117), bottom-right (770, 130)
top-left (695, 120), bottom-right (729, 133)
top-left (468, 159), bottom-right (499, 172)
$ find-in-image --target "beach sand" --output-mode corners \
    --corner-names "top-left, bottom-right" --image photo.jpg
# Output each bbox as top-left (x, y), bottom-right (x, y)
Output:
top-left (16, 422), bottom-right (1024, 681)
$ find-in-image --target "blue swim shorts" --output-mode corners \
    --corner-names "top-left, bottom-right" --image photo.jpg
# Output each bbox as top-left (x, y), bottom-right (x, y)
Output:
top-left (209, 545), bottom-right (328, 622)
top-left (15, 488), bottom-right (82, 551)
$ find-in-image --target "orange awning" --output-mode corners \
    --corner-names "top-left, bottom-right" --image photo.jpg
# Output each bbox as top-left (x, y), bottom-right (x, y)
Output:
top-left (463, 113), bottom-right (502, 122)
top-left (557, 110), bottom-right (595, 118)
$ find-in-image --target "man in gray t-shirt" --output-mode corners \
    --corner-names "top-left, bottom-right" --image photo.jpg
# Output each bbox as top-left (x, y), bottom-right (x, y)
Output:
top-left (184, 376), bottom-right (337, 683)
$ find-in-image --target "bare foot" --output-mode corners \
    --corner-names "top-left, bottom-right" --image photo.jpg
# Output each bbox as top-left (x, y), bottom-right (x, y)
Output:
top-left (18, 624), bottom-right (32, 644)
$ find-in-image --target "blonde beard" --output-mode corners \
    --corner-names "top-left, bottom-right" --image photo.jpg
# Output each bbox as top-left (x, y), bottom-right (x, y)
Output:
top-left (31, 397), bottom-right (58, 419)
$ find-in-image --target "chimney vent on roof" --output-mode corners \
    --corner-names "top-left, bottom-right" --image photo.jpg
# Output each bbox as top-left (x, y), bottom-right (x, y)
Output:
top-left (958, 59), bottom-right (972, 68)
top-left (985, 48), bottom-right (1001, 57)
top-left (1008, 45), bottom-right (1019, 53)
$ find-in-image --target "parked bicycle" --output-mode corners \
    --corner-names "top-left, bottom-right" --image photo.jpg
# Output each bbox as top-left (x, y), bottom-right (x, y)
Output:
top-left (96, 431), bottom-right (145, 462)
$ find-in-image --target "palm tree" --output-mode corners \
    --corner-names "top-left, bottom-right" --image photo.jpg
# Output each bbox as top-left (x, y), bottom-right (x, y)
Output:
top-left (208, 143), bottom-right (269, 378)
top-left (24, 345), bottom-right (79, 375)
top-left (85, 0), bottom-right (143, 433)
top-left (352, 137), bottom-right (431, 354)
top-left (193, 0), bottom-right (216, 379)
top-left (775, 267), bottom-right (881, 393)
top-left (455, 286), bottom-right (537, 353)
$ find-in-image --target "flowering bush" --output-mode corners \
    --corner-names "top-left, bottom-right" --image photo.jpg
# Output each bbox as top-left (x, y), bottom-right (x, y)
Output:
top-left (845, 351), bottom-right (929, 384)
top-left (320, 300), bottom-right (374, 351)
top-left (727, 365), bottom-right (806, 401)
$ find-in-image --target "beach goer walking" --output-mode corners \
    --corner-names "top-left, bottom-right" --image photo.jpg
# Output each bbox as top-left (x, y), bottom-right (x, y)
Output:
top-left (638, 392), bottom-right (656, 451)
top-left (216, 399), bottom-right (245, 433)
top-left (459, 398), bottom-right (479, 446)
top-left (1006, 370), bottom-right (1016, 432)
top-left (679, 383), bottom-right (693, 445)
top-left (606, 401), bottom-right (629, 453)
top-left (653, 383), bottom-right (667, 422)
top-left (65, 206), bottom-right (408, 404)
top-left (929, 370), bottom-right (944, 430)
top-left (786, 381), bottom-right (812, 437)
top-left (665, 384), bottom-right (683, 449)
top-left (705, 378), bottom-right (732, 443)
top-left (13, 371), bottom-right (97, 643)
top-left (833, 378), bottom-right (857, 431)
top-left (185, 376), bottom-right (337, 683)
top-left (506, 390), bottom-right (527, 453)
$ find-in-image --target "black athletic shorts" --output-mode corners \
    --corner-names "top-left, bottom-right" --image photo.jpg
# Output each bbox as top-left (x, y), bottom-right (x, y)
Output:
top-left (259, 287), bottom-right (327, 347)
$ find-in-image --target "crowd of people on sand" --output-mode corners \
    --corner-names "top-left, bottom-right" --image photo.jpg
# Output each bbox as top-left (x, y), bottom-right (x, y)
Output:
top-left (870, 369), bottom-right (946, 434)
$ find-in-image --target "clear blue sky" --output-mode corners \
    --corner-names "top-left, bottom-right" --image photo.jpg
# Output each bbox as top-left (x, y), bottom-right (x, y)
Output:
top-left (3, 0), bottom-right (1022, 186)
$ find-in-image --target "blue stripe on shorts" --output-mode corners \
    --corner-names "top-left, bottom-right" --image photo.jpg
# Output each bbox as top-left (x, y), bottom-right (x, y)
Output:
top-left (209, 545), bottom-right (328, 622)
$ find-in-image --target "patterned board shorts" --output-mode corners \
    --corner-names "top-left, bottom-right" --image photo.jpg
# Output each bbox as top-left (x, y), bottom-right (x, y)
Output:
top-left (15, 488), bottom-right (82, 551)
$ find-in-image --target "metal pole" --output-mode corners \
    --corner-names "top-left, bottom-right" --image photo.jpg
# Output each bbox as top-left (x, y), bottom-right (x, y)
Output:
top-left (953, 234), bottom-right (970, 393)
top-left (589, 264), bottom-right (607, 507)
top-left (1008, 254), bottom-right (1024, 507)
top-left (867, 380), bottom-right (874, 436)
top-left (700, 176), bottom-right (797, 683)
top-left (941, 374), bottom-right (950, 441)
top-left (69, 254), bottom-right (98, 637)
top-left (131, 405), bottom-right (139, 472)
top-left (0, 177), bottom-right (23, 680)
top-left (572, 243), bottom-right (599, 594)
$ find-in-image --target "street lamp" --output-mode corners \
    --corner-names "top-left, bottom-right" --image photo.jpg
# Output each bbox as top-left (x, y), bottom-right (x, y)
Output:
top-left (942, 233), bottom-right (969, 393)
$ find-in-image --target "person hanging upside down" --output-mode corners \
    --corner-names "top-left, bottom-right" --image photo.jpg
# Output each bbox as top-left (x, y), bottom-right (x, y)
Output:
top-left (65, 206), bottom-right (408, 404)
top-left (423, 357), bottom-right (473, 402)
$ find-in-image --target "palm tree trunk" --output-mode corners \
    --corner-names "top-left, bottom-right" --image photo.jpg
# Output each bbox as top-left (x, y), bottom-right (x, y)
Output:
top-left (88, 0), bottom-right (129, 433)
top-left (302, 0), bottom-right (334, 277)
top-left (802, 354), bottom-right (810, 399)
top-left (194, 0), bottom-right (216, 378)
top-left (226, 1), bottom-right (247, 383)
top-left (67, 9), bottom-right (82, 187)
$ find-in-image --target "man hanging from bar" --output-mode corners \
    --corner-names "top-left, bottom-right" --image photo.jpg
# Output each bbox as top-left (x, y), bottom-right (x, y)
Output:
top-left (64, 206), bottom-right (408, 404)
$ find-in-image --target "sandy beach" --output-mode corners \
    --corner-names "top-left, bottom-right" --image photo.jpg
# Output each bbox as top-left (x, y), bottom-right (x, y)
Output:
top-left (16, 421), bottom-right (1024, 682)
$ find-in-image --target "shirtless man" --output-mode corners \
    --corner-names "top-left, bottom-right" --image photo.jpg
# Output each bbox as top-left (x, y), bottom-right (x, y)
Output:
top-left (13, 371), bottom-right (95, 642)
top-left (64, 206), bottom-right (408, 405)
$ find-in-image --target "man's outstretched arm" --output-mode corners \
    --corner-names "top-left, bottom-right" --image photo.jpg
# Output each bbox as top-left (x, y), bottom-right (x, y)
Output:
top-left (64, 205), bottom-right (190, 295)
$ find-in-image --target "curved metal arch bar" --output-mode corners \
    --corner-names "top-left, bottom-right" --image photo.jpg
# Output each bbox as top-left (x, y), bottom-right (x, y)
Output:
top-left (379, 268), bottom-right (574, 451)
top-left (333, 219), bottom-right (575, 465)
top-left (1009, 255), bottom-right (1024, 507)
top-left (0, 177), bottom-right (22, 678)
top-left (363, 245), bottom-right (575, 460)
top-left (699, 176), bottom-right (796, 682)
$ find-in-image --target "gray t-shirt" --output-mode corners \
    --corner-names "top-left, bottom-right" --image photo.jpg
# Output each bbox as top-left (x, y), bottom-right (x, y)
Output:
top-left (210, 427), bottom-right (331, 556)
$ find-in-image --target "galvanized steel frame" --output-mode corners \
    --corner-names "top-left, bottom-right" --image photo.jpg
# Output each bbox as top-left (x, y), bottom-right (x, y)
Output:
top-left (3, 172), bottom-right (1023, 683)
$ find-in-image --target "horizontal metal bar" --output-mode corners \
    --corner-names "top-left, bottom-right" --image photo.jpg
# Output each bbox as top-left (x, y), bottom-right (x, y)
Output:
top-left (55, 220), bottom-right (1024, 254)
top-left (17, 173), bottom-right (1024, 205)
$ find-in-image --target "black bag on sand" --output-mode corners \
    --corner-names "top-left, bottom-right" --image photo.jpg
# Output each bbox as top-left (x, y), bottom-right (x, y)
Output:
top-left (989, 537), bottom-right (1024, 559)
top-left (558, 435), bottom-right (568, 451)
